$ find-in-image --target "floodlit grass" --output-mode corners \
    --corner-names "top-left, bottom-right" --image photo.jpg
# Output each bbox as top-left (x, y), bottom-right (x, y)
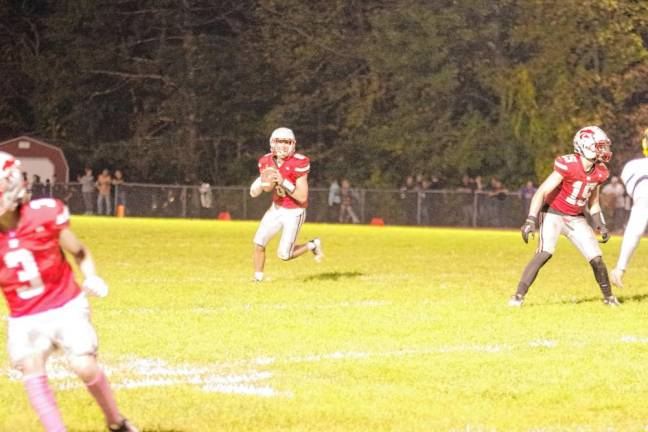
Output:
top-left (1, 216), bottom-right (648, 431)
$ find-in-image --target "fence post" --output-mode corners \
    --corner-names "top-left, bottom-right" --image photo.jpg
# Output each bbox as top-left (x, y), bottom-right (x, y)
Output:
top-left (181, 187), bottom-right (187, 218)
top-left (360, 189), bottom-right (366, 223)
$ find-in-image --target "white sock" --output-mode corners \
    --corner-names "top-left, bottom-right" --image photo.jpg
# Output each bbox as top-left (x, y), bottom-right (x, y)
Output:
top-left (307, 241), bottom-right (316, 250)
top-left (254, 272), bottom-right (264, 281)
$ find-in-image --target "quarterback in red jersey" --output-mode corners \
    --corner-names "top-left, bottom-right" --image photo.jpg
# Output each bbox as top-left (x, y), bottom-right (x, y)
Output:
top-left (250, 127), bottom-right (323, 281)
top-left (509, 126), bottom-right (619, 307)
top-left (0, 153), bottom-right (137, 431)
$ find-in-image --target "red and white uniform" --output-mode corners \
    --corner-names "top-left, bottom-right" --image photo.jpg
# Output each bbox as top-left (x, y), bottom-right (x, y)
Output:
top-left (2, 198), bottom-right (96, 365)
top-left (257, 153), bottom-right (310, 209)
top-left (546, 153), bottom-right (609, 215)
top-left (254, 153), bottom-right (310, 259)
top-left (0, 198), bottom-right (80, 317)
top-left (538, 154), bottom-right (608, 261)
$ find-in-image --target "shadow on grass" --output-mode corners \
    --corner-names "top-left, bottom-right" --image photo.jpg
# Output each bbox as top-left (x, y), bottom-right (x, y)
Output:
top-left (543, 292), bottom-right (648, 306)
top-left (303, 271), bottom-right (364, 282)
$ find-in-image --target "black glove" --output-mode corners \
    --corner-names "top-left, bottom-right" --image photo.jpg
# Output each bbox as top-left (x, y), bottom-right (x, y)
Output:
top-left (521, 215), bottom-right (538, 244)
top-left (591, 212), bottom-right (609, 243)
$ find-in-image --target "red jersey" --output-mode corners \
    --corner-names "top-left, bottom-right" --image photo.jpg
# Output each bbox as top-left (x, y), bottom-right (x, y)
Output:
top-left (546, 153), bottom-right (609, 216)
top-left (258, 153), bottom-right (310, 209)
top-left (0, 198), bottom-right (81, 317)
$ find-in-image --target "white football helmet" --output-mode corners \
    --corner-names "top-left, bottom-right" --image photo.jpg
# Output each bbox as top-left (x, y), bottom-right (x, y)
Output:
top-left (573, 125), bottom-right (612, 163)
top-left (269, 127), bottom-right (296, 159)
top-left (0, 152), bottom-right (26, 216)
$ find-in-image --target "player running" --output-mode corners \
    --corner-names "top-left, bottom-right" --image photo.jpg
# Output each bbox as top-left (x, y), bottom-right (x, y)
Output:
top-left (250, 127), bottom-right (323, 282)
top-left (509, 126), bottom-right (620, 307)
top-left (610, 127), bottom-right (648, 288)
top-left (0, 153), bottom-right (138, 431)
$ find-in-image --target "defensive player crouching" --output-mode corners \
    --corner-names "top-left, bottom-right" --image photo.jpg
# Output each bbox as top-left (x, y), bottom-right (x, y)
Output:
top-left (250, 127), bottom-right (323, 282)
top-left (610, 127), bottom-right (648, 288)
top-left (509, 126), bottom-right (620, 307)
top-left (0, 153), bottom-right (138, 432)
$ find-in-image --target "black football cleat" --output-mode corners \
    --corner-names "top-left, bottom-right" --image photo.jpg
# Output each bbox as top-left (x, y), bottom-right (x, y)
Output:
top-left (109, 419), bottom-right (139, 432)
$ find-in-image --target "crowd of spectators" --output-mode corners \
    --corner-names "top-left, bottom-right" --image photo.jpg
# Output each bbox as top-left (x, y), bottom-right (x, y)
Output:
top-left (19, 168), bottom-right (633, 230)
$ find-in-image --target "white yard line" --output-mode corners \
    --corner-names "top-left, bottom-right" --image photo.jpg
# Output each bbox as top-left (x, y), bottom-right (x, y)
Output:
top-left (7, 335), bottom-right (648, 399)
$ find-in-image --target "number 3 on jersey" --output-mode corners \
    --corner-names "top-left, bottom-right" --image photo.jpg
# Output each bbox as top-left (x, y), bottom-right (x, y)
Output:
top-left (4, 248), bottom-right (45, 299)
top-left (566, 181), bottom-right (597, 207)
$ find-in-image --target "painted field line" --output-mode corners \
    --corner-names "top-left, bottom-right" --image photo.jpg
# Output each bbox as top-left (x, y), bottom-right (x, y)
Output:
top-left (99, 300), bottom-right (392, 316)
top-left (2, 356), bottom-right (287, 398)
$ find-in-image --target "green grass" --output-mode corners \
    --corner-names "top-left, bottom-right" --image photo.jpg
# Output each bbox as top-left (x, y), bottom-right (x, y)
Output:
top-left (1, 217), bottom-right (648, 431)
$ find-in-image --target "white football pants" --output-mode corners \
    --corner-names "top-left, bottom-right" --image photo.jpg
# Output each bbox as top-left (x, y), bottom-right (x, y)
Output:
top-left (253, 205), bottom-right (306, 260)
top-left (7, 293), bottom-right (98, 367)
top-left (615, 197), bottom-right (648, 271)
top-left (538, 212), bottom-right (601, 261)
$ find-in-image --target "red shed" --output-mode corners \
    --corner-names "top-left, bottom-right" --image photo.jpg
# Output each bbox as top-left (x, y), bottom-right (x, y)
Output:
top-left (0, 136), bottom-right (69, 183)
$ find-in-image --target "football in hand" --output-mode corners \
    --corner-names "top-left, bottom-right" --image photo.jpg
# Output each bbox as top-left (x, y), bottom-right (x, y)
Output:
top-left (260, 168), bottom-right (278, 192)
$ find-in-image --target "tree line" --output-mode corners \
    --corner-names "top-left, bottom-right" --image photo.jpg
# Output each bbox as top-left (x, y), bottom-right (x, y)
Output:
top-left (1, 0), bottom-right (646, 187)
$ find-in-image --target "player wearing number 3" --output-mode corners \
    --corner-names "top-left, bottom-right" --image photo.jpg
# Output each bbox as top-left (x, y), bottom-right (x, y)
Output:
top-left (509, 126), bottom-right (620, 307)
top-left (250, 127), bottom-right (323, 282)
top-left (0, 153), bottom-right (138, 431)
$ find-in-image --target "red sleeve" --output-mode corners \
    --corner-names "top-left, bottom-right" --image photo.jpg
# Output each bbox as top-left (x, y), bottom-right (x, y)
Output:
top-left (553, 156), bottom-right (572, 178)
top-left (258, 154), bottom-right (273, 174)
top-left (292, 155), bottom-right (310, 178)
top-left (28, 198), bottom-right (70, 232)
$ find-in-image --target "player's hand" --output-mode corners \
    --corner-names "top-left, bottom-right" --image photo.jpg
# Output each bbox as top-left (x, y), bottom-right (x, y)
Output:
top-left (598, 225), bottom-right (610, 243)
top-left (520, 216), bottom-right (537, 244)
top-left (82, 275), bottom-right (108, 298)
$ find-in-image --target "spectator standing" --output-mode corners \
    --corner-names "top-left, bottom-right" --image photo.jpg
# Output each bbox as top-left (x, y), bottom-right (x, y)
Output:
top-left (339, 179), bottom-right (360, 223)
top-left (458, 175), bottom-right (477, 226)
top-left (488, 177), bottom-right (509, 227)
top-left (328, 179), bottom-right (341, 222)
top-left (199, 182), bottom-right (213, 218)
top-left (79, 168), bottom-right (95, 215)
top-left (30, 175), bottom-right (44, 199)
top-left (520, 180), bottom-right (537, 215)
top-left (96, 169), bottom-right (112, 216)
top-left (418, 178), bottom-right (433, 225)
top-left (112, 170), bottom-right (126, 213)
top-left (601, 176), bottom-right (626, 232)
top-left (400, 175), bottom-right (417, 224)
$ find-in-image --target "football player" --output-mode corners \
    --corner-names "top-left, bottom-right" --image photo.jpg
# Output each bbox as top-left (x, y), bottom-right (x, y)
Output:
top-left (609, 128), bottom-right (648, 288)
top-left (250, 127), bottom-right (323, 282)
top-left (0, 153), bottom-right (138, 431)
top-left (509, 126), bottom-right (620, 307)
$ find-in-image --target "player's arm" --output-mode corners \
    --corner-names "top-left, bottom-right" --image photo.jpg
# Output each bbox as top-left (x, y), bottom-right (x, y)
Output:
top-left (275, 173), bottom-right (308, 204)
top-left (527, 171), bottom-right (563, 218)
top-left (520, 171), bottom-right (563, 243)
top-left (588, 187), bottom-right (610, 242)
top-left (250, 176), bottom-right (264, 198)
top-left (59, 228), bottom-right (108, 297)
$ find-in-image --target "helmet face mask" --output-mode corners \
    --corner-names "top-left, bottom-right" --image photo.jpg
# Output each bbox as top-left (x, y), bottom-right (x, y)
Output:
top-left (269, 127), bottom-right (296, 159)
top-left (0, 152), bottom-right (26, 217)
top-left (573, 126), bottom-right (612, 163)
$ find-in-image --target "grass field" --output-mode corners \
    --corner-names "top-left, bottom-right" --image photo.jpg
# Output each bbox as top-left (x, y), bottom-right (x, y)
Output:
top-left (1, 216), bottom-right (648, 431)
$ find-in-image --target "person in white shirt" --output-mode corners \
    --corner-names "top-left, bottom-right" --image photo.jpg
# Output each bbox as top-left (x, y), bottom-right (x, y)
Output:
top-left (610, 128), bottom-right (648, 288)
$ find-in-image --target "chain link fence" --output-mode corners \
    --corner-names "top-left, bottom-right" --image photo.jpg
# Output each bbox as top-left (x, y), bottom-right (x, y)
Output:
top-left (43, 183), bottom-right (532, 228)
